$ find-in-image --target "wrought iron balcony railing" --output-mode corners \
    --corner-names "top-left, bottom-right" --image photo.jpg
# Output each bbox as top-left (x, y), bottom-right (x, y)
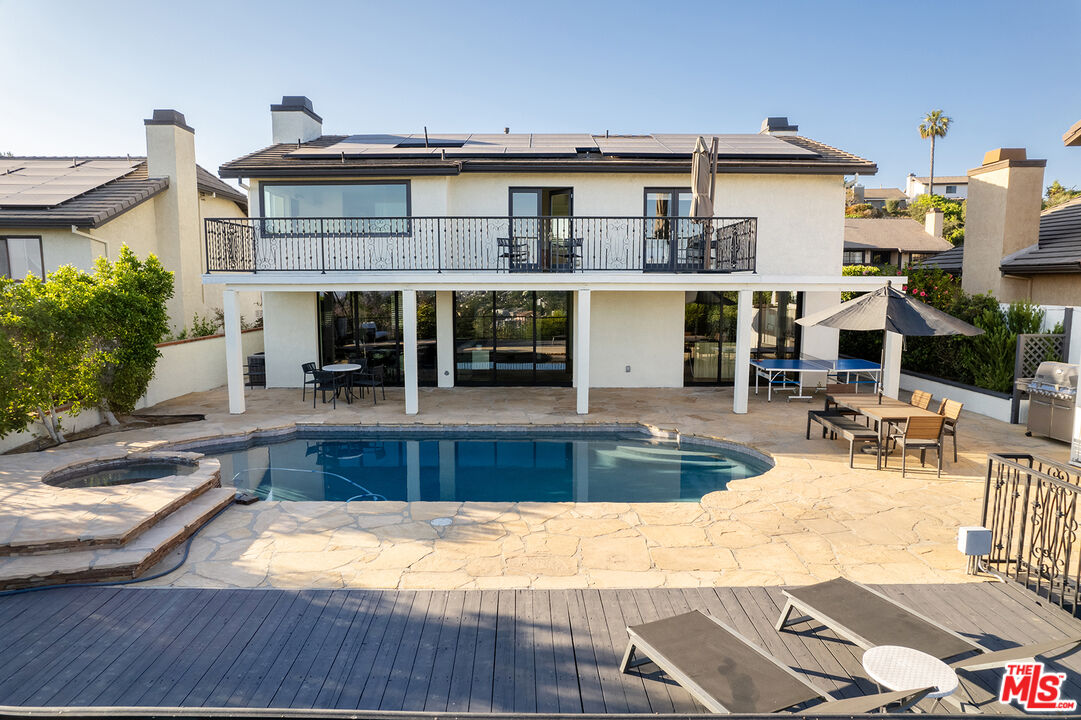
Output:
top-left (204, 216), bottom-right (756, 274)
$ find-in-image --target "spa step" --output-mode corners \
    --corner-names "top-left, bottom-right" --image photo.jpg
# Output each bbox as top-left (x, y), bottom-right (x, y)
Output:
top-left (0, 474), bottom-right (220, 557)
top-left (0, 488), bottom-right (235, 590)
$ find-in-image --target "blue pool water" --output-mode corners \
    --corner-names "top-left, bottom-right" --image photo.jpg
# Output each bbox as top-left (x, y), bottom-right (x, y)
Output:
top-left (204, 429), bottom-right (771, 503)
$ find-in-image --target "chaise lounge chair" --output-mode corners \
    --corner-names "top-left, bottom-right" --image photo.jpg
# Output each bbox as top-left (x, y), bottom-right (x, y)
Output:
top-left (776, 577), bottom-right (1081, 671)
top-left (620, 609), bottom-right (930, 714)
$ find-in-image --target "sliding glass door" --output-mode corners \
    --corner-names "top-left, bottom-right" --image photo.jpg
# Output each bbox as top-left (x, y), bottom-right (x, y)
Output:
top-left (454, 291), bottom-right (572, 386)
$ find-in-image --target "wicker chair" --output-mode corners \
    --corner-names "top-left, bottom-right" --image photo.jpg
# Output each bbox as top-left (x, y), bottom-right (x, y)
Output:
top-left (938, 398), bottom-right (964, 462)
top-left (910, 389), bottom-right (933, 410)
top-left (886, 415), bottom-right (945, 477)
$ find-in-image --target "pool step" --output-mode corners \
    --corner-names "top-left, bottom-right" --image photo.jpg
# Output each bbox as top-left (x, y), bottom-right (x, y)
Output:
top-left (0, 488), bottom-right (235, 591)
top-left (0, 474), bottom-right (220, 557)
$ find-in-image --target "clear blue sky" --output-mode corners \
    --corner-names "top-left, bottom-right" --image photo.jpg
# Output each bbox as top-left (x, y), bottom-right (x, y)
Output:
top-left (2, 0), bottom-right (1079, 191)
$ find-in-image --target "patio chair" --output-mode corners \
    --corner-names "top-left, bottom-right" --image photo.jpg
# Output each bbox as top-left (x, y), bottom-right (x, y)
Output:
top-left (620, 609), bottom-right (930, 714)
top-left (910, 389), bottom-right (933, 410)
top-left (353, 365), bottom-right (386, 405)
top-left (886, 414), bottom-right (945, 477)
top-left (938, 398), bottom-right (963, 462)
top-left (497, 237), bottom-right (529, 271)
top-left (301, 362), bottom-right (318, 401)
top-left (776, 577), bottom-right (1081, 679)
top-left (310, 369), bottom-right (343, 409)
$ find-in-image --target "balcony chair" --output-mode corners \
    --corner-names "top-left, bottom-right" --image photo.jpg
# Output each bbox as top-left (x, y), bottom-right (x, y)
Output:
top-left (310, 369), bottom-right (344, 409)
top-left (910, 389), bottom-right (933, 410)
top-left (886, 414), bottom-right (945, 477)
top-left (301, 362), bottom-right (318, 401)
top-left (937, 398), bottom-right (964, 462)
top-left (497, 237), bottom-right (530, 271)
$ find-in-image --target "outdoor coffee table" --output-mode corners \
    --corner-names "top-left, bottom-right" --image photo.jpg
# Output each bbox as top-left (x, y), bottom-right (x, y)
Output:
top-left (862, 645), bottom-right (958, 710)
top-left (322, 363), bottom-right (363, 401)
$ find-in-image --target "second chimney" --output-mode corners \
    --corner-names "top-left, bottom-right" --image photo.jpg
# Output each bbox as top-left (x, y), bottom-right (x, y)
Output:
top-left (271, 96), bottom-right (322, 145)
top-left (924, 209), bottom-right (943, 237)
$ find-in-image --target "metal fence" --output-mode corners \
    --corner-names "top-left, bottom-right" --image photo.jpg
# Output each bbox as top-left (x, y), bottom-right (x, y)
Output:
top-left (981, 452), bottom-right (1081, 613)
top-left (205, 216), bottom-right (757, 274)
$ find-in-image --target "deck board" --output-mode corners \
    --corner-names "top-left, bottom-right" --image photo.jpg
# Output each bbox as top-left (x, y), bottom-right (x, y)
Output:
top-left (1, 583), bottom-right (1080, 714)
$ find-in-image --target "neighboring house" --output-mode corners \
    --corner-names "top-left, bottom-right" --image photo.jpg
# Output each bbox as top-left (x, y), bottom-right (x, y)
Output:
top-left (0, 110), bottom-right (259, 329)
top-left (905, 173), bottom-right (968, 200)
top-left (851, 186), bottom-right (906, 210)
top-left (207, 99), bottom-right (895, 415)
top-left (916, 148), bottom-right (1081, 306)
top-left (1064, 119), bottom-right (1081, 148)
top-left (843, 214), bottom-right (952, 267)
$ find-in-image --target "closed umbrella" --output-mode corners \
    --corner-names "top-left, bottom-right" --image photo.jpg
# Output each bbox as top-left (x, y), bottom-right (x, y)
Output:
top-left (690, 136), bottom-right (715, 217)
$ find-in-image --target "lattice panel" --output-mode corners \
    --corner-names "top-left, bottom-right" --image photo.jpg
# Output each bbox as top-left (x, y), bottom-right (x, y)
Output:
top-left (1018, 333), bottom-right (1065, 378)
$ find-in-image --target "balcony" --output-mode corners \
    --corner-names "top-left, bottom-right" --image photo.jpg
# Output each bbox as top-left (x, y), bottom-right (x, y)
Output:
top-left (204, 216), bottom-right (756, 274)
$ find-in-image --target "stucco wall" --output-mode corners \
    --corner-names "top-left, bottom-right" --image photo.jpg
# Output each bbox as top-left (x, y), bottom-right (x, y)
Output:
top-left (263, 291), bottom-right (318, 388)
top-left (588, 291), bottom-right (684, 387)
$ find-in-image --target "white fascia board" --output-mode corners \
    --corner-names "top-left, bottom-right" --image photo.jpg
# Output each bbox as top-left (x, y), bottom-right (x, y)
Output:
top-left (202, 272), bottom-right (906, 293)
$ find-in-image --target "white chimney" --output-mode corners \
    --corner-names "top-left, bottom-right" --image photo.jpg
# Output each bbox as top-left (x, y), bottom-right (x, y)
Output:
top-left (271, 96), bottom-right (322, 144)
top-left (144, 109), bottom-right (199, 328)
top-left (924, 209), bottom-right (944, 237)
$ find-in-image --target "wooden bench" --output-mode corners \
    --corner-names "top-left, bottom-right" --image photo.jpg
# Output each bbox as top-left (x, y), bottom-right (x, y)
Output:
top-left (807, 410), bottom-right (880, 469)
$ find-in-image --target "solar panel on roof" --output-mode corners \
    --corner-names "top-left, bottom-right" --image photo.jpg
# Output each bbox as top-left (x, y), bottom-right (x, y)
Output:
top-left (0, 158), bottom-right (139, 207)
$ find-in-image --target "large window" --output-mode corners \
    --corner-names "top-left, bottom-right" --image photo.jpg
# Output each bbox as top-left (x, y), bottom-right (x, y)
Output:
top-left (317, 291), bottom-right (437, 386)
top-left (454, 291), bottom-right (572, 386)
top-left (262, 182), bottom-right (410, 218)
top-left (0, 236), bottom-right (43, 279)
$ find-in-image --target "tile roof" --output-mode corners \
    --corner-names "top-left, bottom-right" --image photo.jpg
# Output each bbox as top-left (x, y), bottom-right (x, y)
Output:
top-left (913, 176), bottom-right (968, 185)
top-left (844, 218), bottom-right (953, 253)
top-left (219, 133), bottom-right (876, 178)
top-left (0, 158), bottom-right (244, 228)
top-left (862, 188), bottom-right (906, 201)
top-left (912, 244), bottom-right (963, 273)
top-left (1000, 197), bottom-right (1081, 274)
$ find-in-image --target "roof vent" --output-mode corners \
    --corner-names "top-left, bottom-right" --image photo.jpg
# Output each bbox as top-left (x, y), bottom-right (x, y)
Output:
top-left (759, 117), bottom-right (799, 136)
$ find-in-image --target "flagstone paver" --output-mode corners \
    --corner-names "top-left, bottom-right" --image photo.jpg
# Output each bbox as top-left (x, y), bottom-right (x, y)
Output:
top-left (0, 385), bottom-right (1071, 589)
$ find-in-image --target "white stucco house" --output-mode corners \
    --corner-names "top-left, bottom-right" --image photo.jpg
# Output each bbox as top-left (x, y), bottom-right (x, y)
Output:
top-left (0, 110), bottom-right (259, 330)
top-left (207, 99), bottom-right (902, 415)
top-left (904, 173), bottom-right (968, 201)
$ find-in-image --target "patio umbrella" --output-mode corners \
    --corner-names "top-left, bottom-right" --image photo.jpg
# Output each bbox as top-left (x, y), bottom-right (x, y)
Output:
top-left (796, 281), bottom-right (983, 337)
top-left (690, 136), bottom-right (717, 217)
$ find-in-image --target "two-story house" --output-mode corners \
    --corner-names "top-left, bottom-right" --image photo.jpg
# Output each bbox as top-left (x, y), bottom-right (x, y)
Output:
top-left (206, 98), bottom-right (895, 416)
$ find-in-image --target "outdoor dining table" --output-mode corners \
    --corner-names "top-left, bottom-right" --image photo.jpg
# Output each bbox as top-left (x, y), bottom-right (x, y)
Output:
top-left (826, 393), bottom-right (942, 460)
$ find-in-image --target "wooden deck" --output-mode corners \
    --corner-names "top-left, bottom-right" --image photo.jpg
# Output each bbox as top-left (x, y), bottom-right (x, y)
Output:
top-left (0, 582), bottom-right (1079, 715)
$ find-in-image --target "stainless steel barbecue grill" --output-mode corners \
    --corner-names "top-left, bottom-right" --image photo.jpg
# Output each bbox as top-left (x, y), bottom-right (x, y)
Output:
top-left (1019, 361), bottom-right (1079, 442)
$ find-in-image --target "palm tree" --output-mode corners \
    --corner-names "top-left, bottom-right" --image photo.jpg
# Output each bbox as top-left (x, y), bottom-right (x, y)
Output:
top-left (918, 110), bottom-right (952, 198)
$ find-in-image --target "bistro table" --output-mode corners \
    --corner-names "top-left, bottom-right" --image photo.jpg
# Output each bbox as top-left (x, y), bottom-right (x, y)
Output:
top-left (862, 645), bottom-right (958, 711)
top-left (322, 363), bottom-right (363, 402)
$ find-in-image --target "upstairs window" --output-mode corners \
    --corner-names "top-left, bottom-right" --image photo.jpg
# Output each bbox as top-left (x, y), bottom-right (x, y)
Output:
top-left (261, 181), bottom-right (411, 235)
top-left (0, 236), bottom-right (43, 279)
top-left (945, 185), bottom-right (957, 194)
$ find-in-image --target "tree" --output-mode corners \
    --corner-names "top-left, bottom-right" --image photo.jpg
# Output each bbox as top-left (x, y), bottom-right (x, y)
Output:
top-left (1044, 180), bottom-right (1081, 210)
top-left (89, 248), bottom-right (174, 424)
top-left (918, 110), bottom-right (952, 198)
top-left (0, 269), bottom-right (103, 443)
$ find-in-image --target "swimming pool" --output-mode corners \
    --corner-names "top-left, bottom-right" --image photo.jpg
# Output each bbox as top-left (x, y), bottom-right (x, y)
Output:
top-left (201, 427), bottom-right (771, 503)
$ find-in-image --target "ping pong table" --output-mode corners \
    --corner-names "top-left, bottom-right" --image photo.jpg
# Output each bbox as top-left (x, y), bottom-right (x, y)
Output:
top-left (751, 358), bottom-right (882, 401)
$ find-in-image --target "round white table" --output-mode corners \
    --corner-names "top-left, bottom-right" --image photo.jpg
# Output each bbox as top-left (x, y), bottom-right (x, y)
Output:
top-left (862, 645), bottom-right (958, 704)
top-left (322, 363), bottom-right (363, 373)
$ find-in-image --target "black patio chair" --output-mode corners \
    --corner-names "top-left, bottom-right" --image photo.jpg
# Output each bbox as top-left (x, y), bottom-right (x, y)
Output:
top-left (301, 362), bottom-right (318, 401)
top-left (310, 369), bottom-right (344, 409)
top-left (354, 365), bottom-right (386, 405)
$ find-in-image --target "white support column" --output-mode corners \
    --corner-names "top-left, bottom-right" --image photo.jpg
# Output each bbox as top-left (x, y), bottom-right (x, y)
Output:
top-left (882, 330), bottom-right (903, 399)
top-left (435, 290), bottom-right (454, 388)
top-left (223, 288), bottom-right (245, 414)
top-left (576, 289), bottom-right (591, 414)
top-left (733, 289), bottom-right (753, 414)
top-left (403, 289), bottom-right (419, 415)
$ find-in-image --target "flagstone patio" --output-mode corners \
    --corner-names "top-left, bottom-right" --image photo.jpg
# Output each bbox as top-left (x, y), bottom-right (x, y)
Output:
top-left (0, 385), bottom-right (1068, 590)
